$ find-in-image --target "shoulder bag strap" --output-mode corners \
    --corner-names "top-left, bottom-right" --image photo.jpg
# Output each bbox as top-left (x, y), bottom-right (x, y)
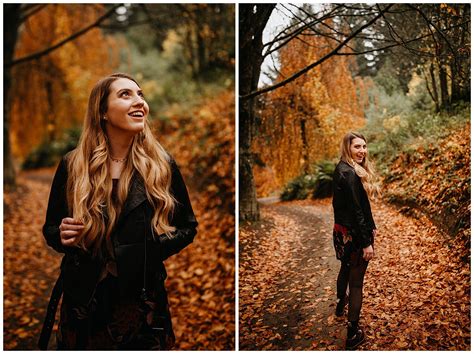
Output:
top-left (38, 272), bottom-right (63, 350)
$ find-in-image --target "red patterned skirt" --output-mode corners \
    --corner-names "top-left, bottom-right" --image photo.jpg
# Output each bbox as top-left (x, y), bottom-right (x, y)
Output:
top-left (332, 224), bottom-right (354, 260)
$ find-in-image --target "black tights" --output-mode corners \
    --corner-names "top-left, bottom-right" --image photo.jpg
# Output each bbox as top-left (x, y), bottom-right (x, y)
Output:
top-left (336, 250), bottom-right (368, 322)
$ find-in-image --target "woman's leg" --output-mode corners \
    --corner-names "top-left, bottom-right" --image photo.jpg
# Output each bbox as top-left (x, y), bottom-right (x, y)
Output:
top-left (336, 259), bottom-right (350, 300)
top-left (347, 250), bottom-right (369, 322)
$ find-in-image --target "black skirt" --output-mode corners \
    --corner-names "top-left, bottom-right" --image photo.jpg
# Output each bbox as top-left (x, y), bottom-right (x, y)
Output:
top-left (56, 273), bottom-right (175, 350)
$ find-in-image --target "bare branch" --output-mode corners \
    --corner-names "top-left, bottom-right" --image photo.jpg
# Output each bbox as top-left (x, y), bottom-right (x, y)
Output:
top-left (241, 4), bottom-right (394, 100)
top-left (407, 4), bottom-right (461, 65)
top-left (6, 4), bottom-right (122, 68)
top-left (263, 4), bottom-right (343, 56)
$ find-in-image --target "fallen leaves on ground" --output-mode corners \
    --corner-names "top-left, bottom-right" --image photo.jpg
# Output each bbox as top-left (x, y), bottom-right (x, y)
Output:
top-left (239, 198), bottom-right (470, 350)
top-left (4, 171), bottom-right (59, 350)
top-left (4, 168), bottom-right (234, 350)
top-left (160, 89), bottom-right (235, 349)
top-left (386, 122), bottom-right (470, 263)
top-left (363, 200), bottom-right (470, 350)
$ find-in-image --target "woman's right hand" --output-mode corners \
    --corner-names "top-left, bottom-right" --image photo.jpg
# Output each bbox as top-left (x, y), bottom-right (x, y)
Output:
top-left (59, 217), bottom-right (84, 246)
top-left (362, 244), bottom-right (374, 261)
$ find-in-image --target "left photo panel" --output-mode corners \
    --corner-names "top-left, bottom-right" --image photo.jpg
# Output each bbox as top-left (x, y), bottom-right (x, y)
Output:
top-left (4, 4), bottom-right (235, 350)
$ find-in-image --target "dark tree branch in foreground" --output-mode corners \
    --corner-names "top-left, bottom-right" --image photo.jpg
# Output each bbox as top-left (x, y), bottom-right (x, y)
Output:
top-left (6, 4), bottom-right (121, 68)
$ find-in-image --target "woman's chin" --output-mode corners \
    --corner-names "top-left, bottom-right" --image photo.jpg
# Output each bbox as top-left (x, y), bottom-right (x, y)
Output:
top-left (128, 123), bottom-right (145, 134)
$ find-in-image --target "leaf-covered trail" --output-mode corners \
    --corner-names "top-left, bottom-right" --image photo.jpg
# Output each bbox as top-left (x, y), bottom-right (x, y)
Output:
top-left (239, 199), bottom-right (470, 350)
top-left (239, 199), bottom-right (344, 350)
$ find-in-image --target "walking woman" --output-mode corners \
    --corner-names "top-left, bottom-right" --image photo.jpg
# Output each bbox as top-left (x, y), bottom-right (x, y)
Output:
top-left (332, 132), bottom-right (378, 350)
top-left (39, 73), bottom-right (198, 350)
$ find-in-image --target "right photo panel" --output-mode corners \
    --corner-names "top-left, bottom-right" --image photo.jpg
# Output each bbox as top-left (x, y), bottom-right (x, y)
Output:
top-left (239, 3), bottom-right (470, 351)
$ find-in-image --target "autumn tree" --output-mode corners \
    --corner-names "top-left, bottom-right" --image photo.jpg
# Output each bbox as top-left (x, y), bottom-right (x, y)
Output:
top-left (255, 31), bottom-right (365, 186)
top-left (9, 5), bottom-right (123, 162)
top-left (239, 4), bottom-right (392, 220)
top-left (3, 4), bottom-right (121, 188)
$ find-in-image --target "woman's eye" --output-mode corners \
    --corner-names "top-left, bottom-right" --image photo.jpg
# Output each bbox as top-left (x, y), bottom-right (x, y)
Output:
top-left (120, 91), bottom-right (130, 97)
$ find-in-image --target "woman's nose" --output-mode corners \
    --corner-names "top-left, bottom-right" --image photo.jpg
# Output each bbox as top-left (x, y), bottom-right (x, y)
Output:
top-left (133, 95), bottom-right (145, 106)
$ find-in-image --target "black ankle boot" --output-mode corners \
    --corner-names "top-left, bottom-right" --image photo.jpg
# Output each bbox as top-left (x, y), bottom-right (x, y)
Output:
top-left (335, 296), bottom-right (347, 317)
top-left (346, 321), bottom-right (365, 350)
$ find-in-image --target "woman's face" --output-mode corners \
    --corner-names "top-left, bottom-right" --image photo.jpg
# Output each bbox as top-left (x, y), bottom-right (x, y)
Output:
top-left (350, 137), bottom-right (367, 164)
top-left (105, 78), bottom-right (149, 135)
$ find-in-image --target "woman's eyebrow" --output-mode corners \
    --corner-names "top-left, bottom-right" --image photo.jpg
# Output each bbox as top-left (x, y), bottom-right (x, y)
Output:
top-left (116, 88), bottom-right (142, 94)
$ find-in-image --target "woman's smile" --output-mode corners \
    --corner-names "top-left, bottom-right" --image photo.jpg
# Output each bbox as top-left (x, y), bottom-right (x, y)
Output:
top-left (128, 110), bottom-right (145, 118)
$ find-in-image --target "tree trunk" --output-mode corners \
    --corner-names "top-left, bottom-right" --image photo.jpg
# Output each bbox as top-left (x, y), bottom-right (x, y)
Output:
top-left (4, 4), bottom-right (22, 189)
top-left (300, 116), bottom-right (310, 174)
top-left (428, 63), bottom-right (440, 112)
top-left (439, 63), bottom-right (449, 110)
top-left (239, 4), bottom-right (275, 221)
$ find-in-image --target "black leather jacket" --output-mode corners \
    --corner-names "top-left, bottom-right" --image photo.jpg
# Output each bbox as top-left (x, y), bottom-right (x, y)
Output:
top-left (43, 153), bottom-right (198, 308)
top-left (332, 160), bottom-right (375, 249)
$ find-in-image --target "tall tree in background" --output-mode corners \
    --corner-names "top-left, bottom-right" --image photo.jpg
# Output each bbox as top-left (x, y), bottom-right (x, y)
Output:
top-left (105, 4), bottom-right (235, 80)
top-left (239, 4), bottom-right (275, 221)
top-left (256, 32), bottom-right (364, 185)
top-left (4, 4), bottom-right (22, 187)
top-left (338, 4), bottom-right (470, 109)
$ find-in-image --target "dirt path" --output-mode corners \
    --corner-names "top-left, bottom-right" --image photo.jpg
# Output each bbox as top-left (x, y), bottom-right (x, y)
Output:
top-left (239, 198), bottom-right (470, 350)
top-left (240, 199), bottom-right (345, 350)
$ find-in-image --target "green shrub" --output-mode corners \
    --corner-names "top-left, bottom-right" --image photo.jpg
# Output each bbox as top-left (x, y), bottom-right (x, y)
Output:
top-left (280, 160), bottom-right (336, 201)
top-left (22, 127), bottom-right (81, 169)
top-left (280, 174), bottom-right (316, 201)
top-left (311, 160), bottom-right (336, 199)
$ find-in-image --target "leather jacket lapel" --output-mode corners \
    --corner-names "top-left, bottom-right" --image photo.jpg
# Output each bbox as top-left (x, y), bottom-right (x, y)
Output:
top-left (119, 172), bottom-right (148, 222)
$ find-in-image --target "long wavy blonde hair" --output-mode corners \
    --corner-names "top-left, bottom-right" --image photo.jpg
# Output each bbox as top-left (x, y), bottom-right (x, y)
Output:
top-left (66, 73), bottom-right (175, 254)
top-left (340, 131), bottom-right (380, 198)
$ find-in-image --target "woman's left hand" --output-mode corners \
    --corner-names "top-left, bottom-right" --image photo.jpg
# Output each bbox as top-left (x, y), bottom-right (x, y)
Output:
top-left (362, 245), bottom-right (374, 261)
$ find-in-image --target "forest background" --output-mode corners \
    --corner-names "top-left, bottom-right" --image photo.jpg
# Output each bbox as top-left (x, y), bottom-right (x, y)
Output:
top-left (4, 4), bottom-right (234, 350)
top-left (239, 3), bottom-right (469, 350)
top-left (241, 3), bottom-right (469, 258)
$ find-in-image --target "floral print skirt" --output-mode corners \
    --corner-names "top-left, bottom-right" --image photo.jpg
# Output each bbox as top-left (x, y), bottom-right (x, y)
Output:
top-left (332, 224), bottom-right (354, 260)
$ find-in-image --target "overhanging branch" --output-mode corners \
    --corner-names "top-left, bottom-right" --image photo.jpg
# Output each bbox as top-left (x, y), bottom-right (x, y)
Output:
top-left (241, 4), bottom-right (394, 100)
top-left (6, 4), bottom-right (122, 68)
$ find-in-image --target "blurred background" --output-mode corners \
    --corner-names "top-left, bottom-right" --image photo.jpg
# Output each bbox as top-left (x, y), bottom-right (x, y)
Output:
top-left (4, 3), bottom-right (234, 350)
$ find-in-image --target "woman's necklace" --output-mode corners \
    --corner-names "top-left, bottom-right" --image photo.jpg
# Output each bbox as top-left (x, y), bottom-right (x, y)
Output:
top-left (110, 156), bottom-right (127, 163)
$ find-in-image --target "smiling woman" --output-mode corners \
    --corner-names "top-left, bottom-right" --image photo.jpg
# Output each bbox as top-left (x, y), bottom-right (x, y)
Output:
top-left (39, 73), bottom-right (198, 350)
top-left (332, 131), bottom-right (379, 350)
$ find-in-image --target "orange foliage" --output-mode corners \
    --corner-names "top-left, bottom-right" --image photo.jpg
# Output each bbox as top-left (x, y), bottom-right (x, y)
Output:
top-left (253, 165), bottom-right (280, 198)
top-left (10, 4), bottom-right (122, 162)
top-left (151, 90), bottom-right (235, 349)
top-left (255, 30), bottom-right (365, 188)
